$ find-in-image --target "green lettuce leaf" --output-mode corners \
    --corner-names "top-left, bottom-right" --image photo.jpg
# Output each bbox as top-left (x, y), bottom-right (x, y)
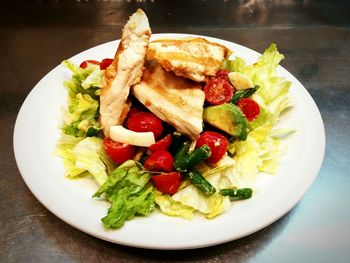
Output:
top-left (55, 134), bottom-right (86, 178)
top-left (93, 160), bottom-right (155, 229)
top-left (62, 60), bottom-right (102, 98)
top-left (154, 192), bottom-right (195, 220)
top-left (61, 60), bottom-right (104, 137)
top-left (258, 136), bottom-right (282, 173)
top-left (230, 138), bottom-right (260, 184)
top-left (71, 137), bottom-right (115, 185)
top-left (222, 44), bottom-right (293, 180)
top-left (228, 44), bottom-right (292, 122)
top-left (270, 128), bottom-right (296, 138)
top-left (62, 93), bottom-right (100, 137)
top-left (81, 65), bottom-right (105, 90)
top-left (55, 135), bottom-right (115, 183)
top-left (171, 156), bottom-right (234, 219)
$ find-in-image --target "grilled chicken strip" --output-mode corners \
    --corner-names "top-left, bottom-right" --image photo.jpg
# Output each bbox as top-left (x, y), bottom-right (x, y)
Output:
top-left (100, 9), bottom-right (151, 137)
top-left (147, 37), bottom-right (231, 82)
top-left (132, 61), bottom-right (205, 140)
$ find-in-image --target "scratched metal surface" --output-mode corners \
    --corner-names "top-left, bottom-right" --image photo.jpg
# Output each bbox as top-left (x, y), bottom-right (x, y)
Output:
top-left (1, 1), bottom-right (350, 262)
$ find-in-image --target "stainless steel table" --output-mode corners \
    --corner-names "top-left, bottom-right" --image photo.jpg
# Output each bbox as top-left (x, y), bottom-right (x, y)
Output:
top-left (1, 1), bottom-right (349, 262)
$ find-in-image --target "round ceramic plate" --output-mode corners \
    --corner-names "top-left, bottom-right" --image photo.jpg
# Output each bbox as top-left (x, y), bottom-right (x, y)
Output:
top-left (13, 34), bottom-right (325, 249)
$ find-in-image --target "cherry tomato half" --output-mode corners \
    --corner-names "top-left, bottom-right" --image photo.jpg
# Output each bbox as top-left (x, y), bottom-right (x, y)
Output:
top-left (196, 131), bottom-right (229, 164)
top-left (144, 150), bottom-right (174, 173)
top-left (216, 70), bottom-right (229, 79)
top-left (237, 98), bottom-right (260, 121)
top-left (127, 112), bottom-right (164, 140)
top-left (79, 60), bottom-right (100, 69)
top-left (204, 77), bottom-right (234, 105)
top-left (126, 105), bottom-right (143, 120)
top-left (149, 134), bottom-right (172, 152)
top-left (151, 172), bottom-right (181, 195)
top-left (100, 58), bottom-right (114, 70)
top-left (103, 137), bottom-right (135, 165)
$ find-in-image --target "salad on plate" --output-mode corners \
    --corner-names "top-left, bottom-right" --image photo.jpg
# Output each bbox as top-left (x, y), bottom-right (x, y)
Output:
top-left (55, 9), bottom-right (293, 229)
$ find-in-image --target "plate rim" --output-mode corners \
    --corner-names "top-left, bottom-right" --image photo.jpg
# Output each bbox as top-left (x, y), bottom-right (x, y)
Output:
top-left (13, 33), bottom-right (326, 250)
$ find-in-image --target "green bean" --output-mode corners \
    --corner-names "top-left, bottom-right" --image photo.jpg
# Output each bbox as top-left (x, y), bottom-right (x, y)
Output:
top-left (174, 141), bottom-right (191, 160)
top-left (169, 132), bottom-right (186, 155)
top-left (174, 144), bottom-right (211, 172)
top-left (219, 188), bottom-right (253, 201)
top-left (86, 127), bottom-right (100, 137)
top-left (186, 170), bottom-right (216, 196)
top-left (230, 85), bottom-right (259, 104)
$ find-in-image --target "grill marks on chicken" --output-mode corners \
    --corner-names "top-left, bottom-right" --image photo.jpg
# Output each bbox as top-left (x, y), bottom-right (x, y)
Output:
top-left (99, 10), bottom-right (231, 140)
top-left (147, 38), bottom-right (230, 82)
top-left (99, 9), bottom-right (151, 137)
top-left (132, 61), bottom-right (205, 140)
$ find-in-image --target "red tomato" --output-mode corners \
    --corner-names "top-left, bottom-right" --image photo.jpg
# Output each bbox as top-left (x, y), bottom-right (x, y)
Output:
top-left (144, 150), bottom-right (174, 173)
top-left (100, 58), bottom-right (114, 70)
top-left (127, 112), bottom-right (164, 140)
top-left (103, 137), bottom-right (135, 165)
top-left (149, 134), bottom-right (172, 152)
top-left (79, 60), bottom-right (100, 69)
top-left (126, 106), bottom-right (143, 119)
top-left (196, 131), bottom-right (229, 163)
top-left (204, 77), bottom-right (234, 105)
top-left (216, 70), bottom-right (229, 79)
top-left (151, 172), bottom-right (181, 195)
top-left (237, 98), bottom-right (260, 121)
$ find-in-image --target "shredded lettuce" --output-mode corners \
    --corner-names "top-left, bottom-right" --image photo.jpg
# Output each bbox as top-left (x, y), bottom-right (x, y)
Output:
top-left (55, 135), bottom-right (115, 185)
top-left (61, 60), bottom-right (104, 137)
top-left (72, 137), bottom-right (114, 185)
top-left (164, 44), bottom-right (294, 218)
top-left (81, 65), bottom-right (105, 90)
top-left (62, 93), bottom-right (100, 137)
top-left (62, 60), bottom-right (102, 98)
top-left (55, 134), bottom-right (86, 178)
top-left (221, 44), bottom-right (293, 182)
top-left (55, 44), bottom-right (294, 224)
top-left (169, 156), bottom-right (234, 219)
top-left (93, 161), bottom-right (155, 229)
top-left (154, 192), bottom-right (195, 220)
top-left (225, 44), bottom-right (292, 124)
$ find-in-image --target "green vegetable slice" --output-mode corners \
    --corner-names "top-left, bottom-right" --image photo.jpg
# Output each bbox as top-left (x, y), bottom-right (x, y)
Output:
top-left (230, 85), bottom-right (260, 104)
top-left (186, 170), bottom-right (216, 196)
top-left (219, 188), bottom-right (253, 201)
top-left (174, 144), bottom-right (211, 172)
top-left (93, 160), bottom-right (155, 229)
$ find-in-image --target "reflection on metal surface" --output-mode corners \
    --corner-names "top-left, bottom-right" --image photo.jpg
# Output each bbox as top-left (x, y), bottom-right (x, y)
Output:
top-left (2, 0), bottom-right (350, 27)
top-left (1, 0), bottom-right (350, 261)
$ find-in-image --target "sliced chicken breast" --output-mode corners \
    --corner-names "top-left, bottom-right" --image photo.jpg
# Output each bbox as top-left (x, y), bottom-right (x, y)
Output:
top-left (100, 9), bottom-right (151, 137)
top-left (132, 61), bottom-right (205, 140)
top-left (147, 37), bottom-right (231, 82)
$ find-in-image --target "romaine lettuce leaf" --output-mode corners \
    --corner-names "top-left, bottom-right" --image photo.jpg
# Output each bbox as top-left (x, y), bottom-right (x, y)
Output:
top-left (93, 160), bottom-right (155, 229)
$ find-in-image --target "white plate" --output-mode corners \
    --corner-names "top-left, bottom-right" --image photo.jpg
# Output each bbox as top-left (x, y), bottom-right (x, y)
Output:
top-left (13, 34), bottom-right (325, 250)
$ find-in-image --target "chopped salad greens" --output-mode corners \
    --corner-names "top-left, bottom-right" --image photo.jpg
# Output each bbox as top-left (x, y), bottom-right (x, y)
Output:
top-left (93, 160), bottom-right (155, 229)
top-left (55, 43), bottom-right (293, 229)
